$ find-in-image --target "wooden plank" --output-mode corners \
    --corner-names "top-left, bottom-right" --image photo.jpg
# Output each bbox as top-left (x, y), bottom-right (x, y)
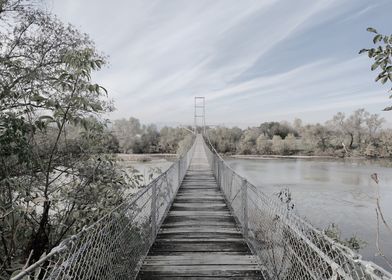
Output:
top-left (150, 244), bottom-right (250, 253)
top-left (137, 136), bottom-right (263, 279)
top-left (155, 238), bottom-right (244, 242)
top-left (164, 215), bottom-right (236, 223)
top-left (156, 232), bottom-right (244, 239)
top-left (138, 265), bottom-right (262, 277)
top-left (158, 227), bottom-right (241, 234)
top-left (138, 277), bottom-right (261, 280)
top-left (162, 221), bottom-right (237, 228)
top-left (168, 211), bottom-right (231, 217)
top-left (173, 197), bottom-right (225, 202)
top-left (144, 254), bottom-right (257, 262)
top-left (172, 202), bottom-right (227, 207)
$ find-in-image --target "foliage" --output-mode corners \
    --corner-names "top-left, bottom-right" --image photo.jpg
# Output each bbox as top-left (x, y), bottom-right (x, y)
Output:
top-left (275, 188), bottom-right (295, 211)
top-left (324, 223), bottom-right (366, 252)
top-left (207, 126), bottom-right (242, 154)
top-left (260, 121), bottom-right (298, 139)
top-left (238, 128), bottom-right (260, 154)
top-left (271, 135), bottom-right (285, 154)
top-left (159, 126), bottom-right (188, 153)
top-left (284, 133), bottom-right (296, 154)
top-left (207, 108), bottom-right (390, 158)
top-left (359, 28), bottom-right (392, 110)
top-left (112, 117), bottom-right (142, 153)
top-left (256, 134), bottom-right (272, 154)
top-left (302, 124), bottom-right (332, 153)
top-left (177, 134), bottom-right (194, 155)
top-left (111, 118), bottom-right (192, 154)
top-left (0, 4), bottom-right (141, 279)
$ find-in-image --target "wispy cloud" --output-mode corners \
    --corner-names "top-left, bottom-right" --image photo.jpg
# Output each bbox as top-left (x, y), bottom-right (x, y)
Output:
top-left (49, 0), bottom-right (392, 126)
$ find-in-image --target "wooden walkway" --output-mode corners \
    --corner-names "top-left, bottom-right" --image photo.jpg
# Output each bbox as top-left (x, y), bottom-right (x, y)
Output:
top-left (138, 137), bottom-right (263, 279)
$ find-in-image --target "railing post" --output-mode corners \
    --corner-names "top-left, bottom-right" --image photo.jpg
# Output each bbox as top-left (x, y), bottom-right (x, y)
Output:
top-left (151, 183), bottom-right (157, 241)
top-left (178, 159), bottom-right (181, 187)
top-left (216, 159), bottom-right (219, 187)
top-left (241, 178), bottom-right (248, 239)
top-left (217, 159), bottom-right (221, 187)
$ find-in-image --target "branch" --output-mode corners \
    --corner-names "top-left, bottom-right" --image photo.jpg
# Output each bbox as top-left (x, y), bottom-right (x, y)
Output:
top-left (44, 75), bottom-right (80, 197)
top-left (53, 219), bottom-right (75, 247)
top-left (375, 208), bottom-right (392, 269)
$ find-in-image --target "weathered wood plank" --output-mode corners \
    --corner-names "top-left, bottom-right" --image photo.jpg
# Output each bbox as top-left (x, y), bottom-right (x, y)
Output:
top-left (137, 136), bottom-right (263, 279)
top-left (158, 227), bottom-right (241, 234)
top-left (162, 221), bottom-right (237, 228)
top-left (156, 232), bottom-right (244, 239)
top-left (168, 211), bottom-right (231, 217)
top-left (141, 264), bottom-right (260, 271)
top-left (143, 254), bottom-right (258, 264)
top-left (138, 265), bottom-right (262, 277)
top-left (164, 215), bottom-right (236, 223)
top-left (155, 238), bottom-right (244, 242)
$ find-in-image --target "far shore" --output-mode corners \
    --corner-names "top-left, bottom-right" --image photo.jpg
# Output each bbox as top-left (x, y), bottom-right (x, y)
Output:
top-left (114, 153), bottom-right (390, 162)
top-left (227, 154), bottom-right (367, 160)
top-left (116, 153), bottom-right (178, 162)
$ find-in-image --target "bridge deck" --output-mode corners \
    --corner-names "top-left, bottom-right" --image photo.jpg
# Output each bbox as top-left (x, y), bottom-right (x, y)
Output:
top-left (137, 137), bottom-right (263, 279)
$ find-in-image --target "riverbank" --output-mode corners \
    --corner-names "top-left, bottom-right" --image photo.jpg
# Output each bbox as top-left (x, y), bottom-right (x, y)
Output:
top-left (229, 154), bottom-right (344, 160)
top-left (116, 153), bottom-right (177, 162)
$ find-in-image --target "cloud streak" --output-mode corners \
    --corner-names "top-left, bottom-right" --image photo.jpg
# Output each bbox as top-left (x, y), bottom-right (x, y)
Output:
top-left (49, 0), bottom-right (392, 126)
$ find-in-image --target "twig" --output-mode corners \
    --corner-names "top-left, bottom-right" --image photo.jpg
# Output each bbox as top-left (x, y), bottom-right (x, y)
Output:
top-left (375, 208), bottom-right (392, 268)
top-left (23, 250), bottom-right (34, 269)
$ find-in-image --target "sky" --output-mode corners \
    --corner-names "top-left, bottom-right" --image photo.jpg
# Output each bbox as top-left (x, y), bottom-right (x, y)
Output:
top-left (47, 0), bottom-right (392, 127)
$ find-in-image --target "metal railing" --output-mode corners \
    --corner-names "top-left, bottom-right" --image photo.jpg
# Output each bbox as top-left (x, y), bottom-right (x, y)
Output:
top-left (11, 138), bottom-right (196, 280)
top-left (203, 135), bottom-right (392, 280)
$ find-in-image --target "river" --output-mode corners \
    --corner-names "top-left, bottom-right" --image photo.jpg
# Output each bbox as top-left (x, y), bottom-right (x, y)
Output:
top-left (226, 157), bottom-right (392, 272)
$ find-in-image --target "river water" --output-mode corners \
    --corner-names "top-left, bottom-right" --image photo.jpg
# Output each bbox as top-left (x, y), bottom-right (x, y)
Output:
top-left (226, 157), bottom-right (392, 272)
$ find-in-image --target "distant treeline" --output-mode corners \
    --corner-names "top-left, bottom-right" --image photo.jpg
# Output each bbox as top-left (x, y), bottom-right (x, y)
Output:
top-left (207, 109), bottom-right (392, 158)
top-left (110, 117), bottom-right (193, 154)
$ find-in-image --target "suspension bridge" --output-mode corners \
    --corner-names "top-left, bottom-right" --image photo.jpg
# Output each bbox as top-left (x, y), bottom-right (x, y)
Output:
top-left (11, 133), bottom-right (392, 280)
top-left (11, 97), bottom-right (392, 279)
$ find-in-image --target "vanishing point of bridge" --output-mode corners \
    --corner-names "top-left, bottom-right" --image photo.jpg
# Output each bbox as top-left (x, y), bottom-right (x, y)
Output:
top-left (12, 135), bottom-right (392, 280)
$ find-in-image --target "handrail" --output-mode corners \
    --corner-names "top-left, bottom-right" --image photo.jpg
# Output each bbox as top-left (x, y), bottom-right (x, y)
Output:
top-left (11, 137), bottom-right (197, 280)
top-left (203, 133), bottom-right (392, 280)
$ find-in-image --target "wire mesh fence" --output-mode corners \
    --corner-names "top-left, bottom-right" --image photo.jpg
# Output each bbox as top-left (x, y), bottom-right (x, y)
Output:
top-left (11, 139), bottom-right (196, 280)
top-left (203, 136), bottom-right (392, 280)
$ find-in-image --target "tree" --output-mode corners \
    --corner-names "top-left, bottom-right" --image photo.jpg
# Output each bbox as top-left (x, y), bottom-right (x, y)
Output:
top-left (177, 134), bottom-right (194, 155)
top-left (327, 111), bottom-right (361, 149)
top-left (346, 109), bottom-right (369, 149)
top-left (0, 7), bottom-right (140, 278)
top-left (132, 124), bottom-right (158, 153)
top-left (256, 135), bottom-right (272, 155)
top-left (379, 129), bottom-right (392, 157)
top-left (302, 124), bottom-right (332, 153)
top-left (159, 127), bottom-right (188, 153)
top-left (365, 113), bottom-right (384, 143)
top-left (359, 28), bottom-right (392, 110)
top-left (293, 118), bottom-right (303, 133)
top-left (112, 117), bottom-right (142, 153)
top-left (0, 0), bottom-right (33, 18)
top-left (284, 133), bottom-right (297, 154)
top-left (259, 122), bottom-right (297, 139)
top-left (271, 135), bottom-right (285, 155)
top-left (207, 126), bottom-right (242, 154)
top-left (238, 128), bottom-right (260, 154)
top-left (364, 143), bottom-right (378, 157)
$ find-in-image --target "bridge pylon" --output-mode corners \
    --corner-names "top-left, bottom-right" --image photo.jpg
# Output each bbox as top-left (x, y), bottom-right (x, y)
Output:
top-left (194, 96), bottom-right (205, 134)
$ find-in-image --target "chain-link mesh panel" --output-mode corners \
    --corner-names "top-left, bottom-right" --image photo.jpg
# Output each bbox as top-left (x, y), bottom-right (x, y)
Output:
top-left (12, 140), bottom-right (196, 280)
top-left (203, 136), bottom-right (392, 280)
